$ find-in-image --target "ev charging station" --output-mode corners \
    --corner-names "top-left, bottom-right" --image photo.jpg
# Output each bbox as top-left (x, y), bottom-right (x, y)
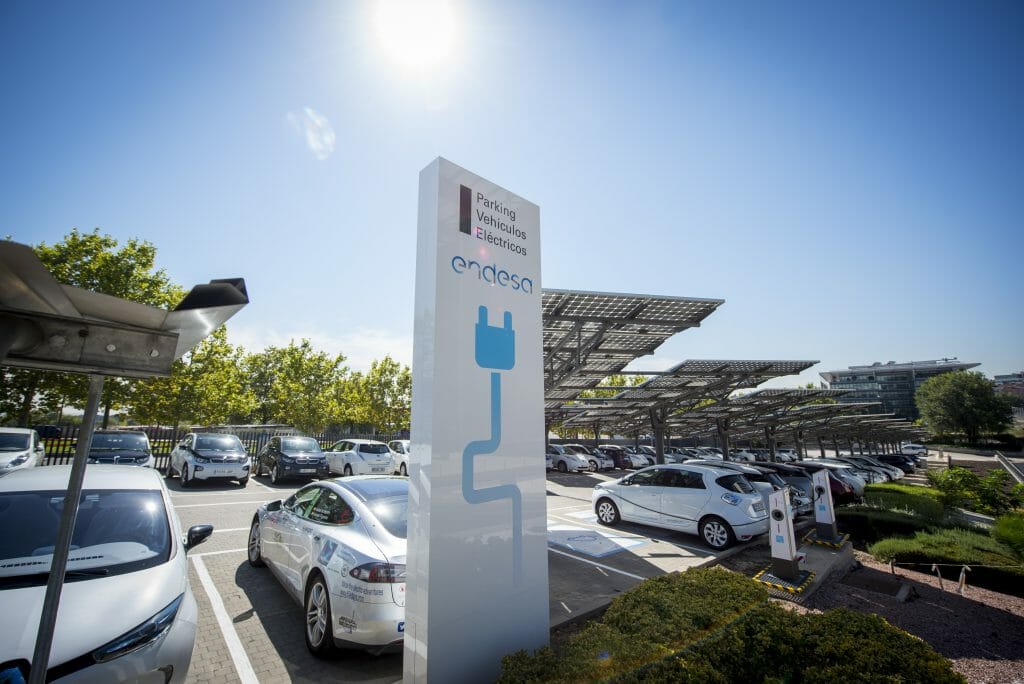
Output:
top-left (806, 469), bottom-right (849, 547)
top-left (405, 158), bottom-right (548, 682)
top-left (754, 487), bottom-right (812, 592)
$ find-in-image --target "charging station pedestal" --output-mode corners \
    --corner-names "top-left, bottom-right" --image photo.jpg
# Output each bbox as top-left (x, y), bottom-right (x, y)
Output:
top-left (804, 469), bottom-right (849, 548)
top-left (754, 488), bottom-right (814, 593)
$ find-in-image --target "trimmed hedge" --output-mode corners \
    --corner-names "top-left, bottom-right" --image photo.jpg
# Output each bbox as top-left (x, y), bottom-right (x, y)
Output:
top-left (870, 528), bottom-right (1024, 597)
top-left (499, 568), bottom-right (963, 683)
top-left (862, 483), bottom-right (946, 523)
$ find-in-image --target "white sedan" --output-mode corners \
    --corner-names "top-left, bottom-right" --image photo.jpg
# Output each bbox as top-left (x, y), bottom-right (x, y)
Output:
top-left (324, 439), bottom-right (394, 477)
top-left (592, 463), bottom-right (768, 549)
top-left (247, 477), bottom-right (407, 655)
top-left (0, 465), bottom-right (213, 682)
top-left (0, 427), bottom-right (45, 475)
top-left (387, 440), bottom-right (410, 476)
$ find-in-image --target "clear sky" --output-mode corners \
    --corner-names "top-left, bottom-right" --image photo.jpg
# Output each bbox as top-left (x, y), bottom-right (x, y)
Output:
top-left (2, 1), bottom-right (1021, 386)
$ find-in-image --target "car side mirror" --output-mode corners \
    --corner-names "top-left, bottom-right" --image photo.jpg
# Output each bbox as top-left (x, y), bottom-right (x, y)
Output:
top-left (622, 477), bottom-right (633, 486)
top-left (35, 444), bottom-right (45, 452)
top-left (266, 499), bottom-right (282, 512)
top-left (185, 524), bottom-right (214, 551)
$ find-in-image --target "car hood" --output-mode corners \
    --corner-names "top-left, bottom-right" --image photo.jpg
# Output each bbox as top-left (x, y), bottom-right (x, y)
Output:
top-left (281, 451), bottom-right (323, 458)
top-left (194, 449), bottom-right (247, 459)
top-left (0, 449), bottom-right (32, 466)
top-left (0, 557), bottom-right (187, 670)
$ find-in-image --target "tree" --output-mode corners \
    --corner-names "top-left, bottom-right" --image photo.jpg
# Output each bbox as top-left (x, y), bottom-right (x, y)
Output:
top-left (2, 229), bottom-right (184, 426)
top-left (916, 371), bottom-right (1014, 444)
top-left (129, 327), bottom-right (253, 428)
top-left (344, 356), bottom-right (412, 434)
top-left (245, 340), bottom-right (347, 433)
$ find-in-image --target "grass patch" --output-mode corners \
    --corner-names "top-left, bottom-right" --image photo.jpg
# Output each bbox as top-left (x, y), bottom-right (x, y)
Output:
top-left (862, 483), bottom-right (945, 523)
top-left (992, 513), bottom-right (1024, 558)
top-left (870, 528), bottom-right (1024, 596)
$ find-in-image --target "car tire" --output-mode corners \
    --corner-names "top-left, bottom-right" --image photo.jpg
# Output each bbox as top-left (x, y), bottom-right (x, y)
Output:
top-left (399, 463), bottom-right (407, 476)
top-left (557, 461), bottom-right (567, 473)
top-left (247, 516), bottom-right (265, 568)
top-left (305, 572), bottom-right (339, 658)
top-left (239, 475), bottom-right (249, 487)
top-left (589, 460), bottom-right (598, 472)
top-left (180, 464), bottom-right (191, 488)
top-left (270, 464), bottom-right (280, 485)
top-left (699, 515), bottom-right (735, 550)
top-left (343, 464), bottom-right (353, 477)
top-left (595, 498), bottom-right (620, 526)
top-left (165, 460), bottom-right (175, 479)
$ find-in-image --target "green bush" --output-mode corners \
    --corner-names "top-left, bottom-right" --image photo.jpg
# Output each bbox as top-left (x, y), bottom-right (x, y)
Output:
top-left (836, 506), bottom-right (934, 544)
top-left (926, 467), bottom-right (1023, 515)
top-left (862, 483), bottom-right (946, 523)
top-left (992, 513), bottom-right (1024, 558)
top-left (500, 570), bottom-right (964, 683)
top-left (870, 528), bottom-right (1024, 596)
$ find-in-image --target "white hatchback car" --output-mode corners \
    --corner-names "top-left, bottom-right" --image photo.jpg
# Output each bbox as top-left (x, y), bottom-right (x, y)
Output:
top-left (592, 463), bottom-right (769, 549)
top-left (325, 439), bottom-right (394, 477)
top-left (0, 427), bottom-right (45, 476)
top-left (901, 443), bottom-right (929, 457)
top-left (387, 440), bottom-right (410, 476)
top-left (0, 465), bottom-right (213, 682)
top-left (167, 432), bottom-right (251, 487)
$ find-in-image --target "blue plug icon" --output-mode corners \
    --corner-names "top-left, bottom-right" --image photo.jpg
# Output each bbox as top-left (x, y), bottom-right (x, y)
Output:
top-left (475, 306), bottom-right (515, 370)
top-left (463, 304), bottom-right (523, 586)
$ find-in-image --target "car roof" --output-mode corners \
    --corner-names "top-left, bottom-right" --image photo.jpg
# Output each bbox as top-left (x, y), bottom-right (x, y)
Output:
top-left (347, 438), bottom-right (387, 445)
top-left (687, 459), bottom-right (760, 474)
top-left (194, 432), bottom-right (242, 439)
top-left (92, 429), bottom-right (147, 435)
top-left (0, 464), bottom-right (163, 492)
top-left (322, 475), bottom-right (408, 502)
top-left (645, 463), bottom-right (749, 478)
top-left (0, 427), bottom-right (34, 435)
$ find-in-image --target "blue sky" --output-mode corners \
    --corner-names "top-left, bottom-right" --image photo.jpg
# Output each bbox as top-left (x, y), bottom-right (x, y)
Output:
top-left (2, 1), bottom-right (1021, 386)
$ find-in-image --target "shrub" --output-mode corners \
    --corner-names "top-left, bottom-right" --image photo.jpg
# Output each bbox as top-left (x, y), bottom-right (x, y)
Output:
top-left (870, 528), bottom-right (1024, 596)
top-left (927, 467), bottom-right (981, 510)
top-left (992, 513), bottom-right (1024, 558)
top-left (862, 483), bottom-right (945, 522)
top-left (836, 506), bottom-right (934, 544)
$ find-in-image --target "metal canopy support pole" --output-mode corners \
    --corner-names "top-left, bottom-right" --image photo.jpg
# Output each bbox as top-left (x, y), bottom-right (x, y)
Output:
top-left (716, 418), bottom-right (731, 461)
top-left (30, 374), bottom-right (104, 684)
top-left (794, 429), bottom-right (805, 460)
top-left (649, 407), bottom-right (667, 465)
top-left (765, 425), bottom-right (777, 462)
top-left (592, 426), bottom-right (600, 450)
top-left (832, 436), bottom-right (839, 459)
top-left (818, 436), bottom-right (826, 458)
top-left (544, 420), bottom-right (552, 448)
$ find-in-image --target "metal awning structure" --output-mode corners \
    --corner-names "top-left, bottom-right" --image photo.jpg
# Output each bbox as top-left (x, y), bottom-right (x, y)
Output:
top-left (542, 289), bottom-right (724, 408)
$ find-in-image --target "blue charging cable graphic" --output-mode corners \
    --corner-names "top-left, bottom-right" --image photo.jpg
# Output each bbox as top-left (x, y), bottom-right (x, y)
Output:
top-left (462, 305), bottom-right (523, 586)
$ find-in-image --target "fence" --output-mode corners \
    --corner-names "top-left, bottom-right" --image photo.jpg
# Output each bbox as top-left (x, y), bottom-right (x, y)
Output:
top-left (40, 425), bottom-right (407, 469)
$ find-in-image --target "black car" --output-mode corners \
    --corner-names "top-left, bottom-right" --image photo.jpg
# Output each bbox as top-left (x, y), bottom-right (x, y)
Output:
top-left (596, 444), bottom-right (633, 469)
top-left (86, 430), bottom-right (155, 467)
top-left (874, 453), bottom-right (917, 474)
top-left (256, 435), bottom-right (330, 484)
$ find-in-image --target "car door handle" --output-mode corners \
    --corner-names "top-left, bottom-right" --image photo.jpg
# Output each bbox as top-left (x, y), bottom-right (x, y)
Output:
top-left (313, 535), bottom-right (321, 542)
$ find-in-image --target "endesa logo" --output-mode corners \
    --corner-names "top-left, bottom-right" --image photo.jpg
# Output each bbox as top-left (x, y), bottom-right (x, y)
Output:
top-left (450, 255), bottom-right (534, 294)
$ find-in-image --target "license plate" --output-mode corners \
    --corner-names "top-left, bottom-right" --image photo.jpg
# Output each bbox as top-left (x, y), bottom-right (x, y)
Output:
top-left (300, 468), bottom-right (316, 473)
top-left (213, 469), bottom-right (232, 476)
top-left (372, 467), bottom-right (385, 473)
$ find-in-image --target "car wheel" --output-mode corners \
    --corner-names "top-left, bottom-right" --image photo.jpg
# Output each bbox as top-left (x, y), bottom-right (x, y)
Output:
top-left (399, 463), bottom-right (407, 476)
top-left (180, 464), bottom-right (191, 488)
top-left (699, 515), bottom-right (735, 550)
top-left (270, 465), bottom-right (280, 485)
top-left (557, 461), bottom-right (567, 473)
top-left (165, 460), bottom-right (175, 479)
top-left (589, 460), bottom-right (598, 472)
top-left (595, 498), bottom-right (620, 526)
top-left (247, 516), bottom-right (265, 567)
top-left (343, 464), bottom-right (353, 477)
top-left (239, 475), bottom-right (249, 487)
top-left (305, 573), bottom-right (339, 658)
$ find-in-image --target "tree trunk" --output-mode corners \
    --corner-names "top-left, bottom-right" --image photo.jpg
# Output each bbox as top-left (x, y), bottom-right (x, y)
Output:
top-left (102, 402), bottom-right (111, 429)
top-left (17, 376), bottom-right (39, 426)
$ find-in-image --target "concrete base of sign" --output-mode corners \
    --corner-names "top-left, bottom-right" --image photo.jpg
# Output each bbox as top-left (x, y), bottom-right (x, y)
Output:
top-left (754, 566), bottom-right (815, 594)
top-left (770, 556), bottom-right (802, 583)
top-left (804, 530), bottom-right (850, 549)
top-left (814, 521), bottom-right (840, 541)
top-left (764, 541), bottom-right (854, 603)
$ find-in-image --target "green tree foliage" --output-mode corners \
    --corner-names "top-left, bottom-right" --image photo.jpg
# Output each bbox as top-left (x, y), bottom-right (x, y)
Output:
top-left (2, 229), bottom-right (184, 426)
top-left (257, 340), bottom-right (347, 434)
top-left (916, 371), bottom-right (1014, 444)
top-left (343, 356), bottom-right (412, 433)
top-left (129, 327), bottom-right (253, 428)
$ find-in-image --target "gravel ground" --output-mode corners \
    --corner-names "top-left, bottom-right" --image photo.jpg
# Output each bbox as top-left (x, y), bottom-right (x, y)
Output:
top-left (717, 546), bottom-right (1024, 684)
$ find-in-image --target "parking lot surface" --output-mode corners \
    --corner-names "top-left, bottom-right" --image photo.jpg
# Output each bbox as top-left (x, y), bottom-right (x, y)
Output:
top-left (176, 469), bottom-right (733, 683)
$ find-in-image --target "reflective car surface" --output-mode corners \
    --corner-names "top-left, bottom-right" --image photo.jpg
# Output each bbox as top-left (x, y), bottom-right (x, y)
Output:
top-left (256, 436), bottom-right (330, 484)
top-left (546, 444), bottom-right (589, 473)
top-left (387, 440), bottom-right (410, 476)
top-left (86, 431), bottom-right (154, 468)
top-left (325, 440), bottom-right (394, 477)
top-left (592, 464), bottom-right (769, 549)
top-left (168, 433), bottom-right (250, 487)
top-left (247, 477), bottom-right (407, 655)
top-left (0, 428), bottom-right (44, 476)
top-left (562, 444), bottom-right (614, 471)
top-left (0, 465), bottom-right (212, 682)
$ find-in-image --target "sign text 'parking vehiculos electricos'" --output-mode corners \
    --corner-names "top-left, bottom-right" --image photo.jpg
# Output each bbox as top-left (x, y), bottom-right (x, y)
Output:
top-left (405, 158), bottom-right (548, 683)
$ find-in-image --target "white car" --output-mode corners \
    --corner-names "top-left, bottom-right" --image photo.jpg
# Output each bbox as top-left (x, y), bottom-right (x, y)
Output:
top-left (167, 432), bottom-right (251, 487)
top-left (247, 477), bottom-right (407, 655)
top-left (592, 463), bottom-right (769, 549)
top-left (901, 443), bottom-right (929, 457)
top-left (563, 444), bottom-right (614, 471)
top-left (728, 448), bottom-right (756, 463)
top-left (387, 440), bottom-right (411, 476)
top-left (0, 427), bottom-right (45, 475)
top-left (324, 439), bottom-right (394, 477)
top-left (547, 444), bottom-right (589, 473)
top-left (775, 448), bottom-right (798, 463)
top-left (0, 465), bottom-right (213, 682)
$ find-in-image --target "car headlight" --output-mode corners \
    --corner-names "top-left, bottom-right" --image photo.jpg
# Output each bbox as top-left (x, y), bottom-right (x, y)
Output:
top-left (279, 454), bottom-right (295, 463)
top-left (92, 594), bottom-right (183, 663)
top-left (193, 455), bottom-right (210, 464)
top-left (6, 455), bottom-right (29, 467)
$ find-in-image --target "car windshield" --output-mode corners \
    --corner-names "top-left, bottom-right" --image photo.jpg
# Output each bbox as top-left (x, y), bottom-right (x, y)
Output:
top-left (0, 489), bottom-right (170, 587)
top-left (90, 433), bottom-right (149, 451)
top-left (763, 472), bottom-right (787, 488)
top-left (282, 437), bottom-right (321, 452)
top-left (716, 474), bottom-right (755, 494)
top-left (366, 495), bottom-right (408, 539)
top-left (195, 435), bottom-right (245, 451)
top-left (358, 443), bottom-right (389, 454)
top-left (0, 434), bottom-right (31, 452)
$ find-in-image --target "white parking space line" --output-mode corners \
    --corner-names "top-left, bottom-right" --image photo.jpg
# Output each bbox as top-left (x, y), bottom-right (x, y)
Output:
top-left (213, 527), bottom-right (249, 534)
top-left (548, 547), bottom-right (646, 581)
top-left (546, 510), bottom-right (712, 556)
top-left (191, 556), bottom-right (259, 684)
top-left (175, 500), bottom-right (279, 509)
top-left (193, 547), bottom-right (247, 557)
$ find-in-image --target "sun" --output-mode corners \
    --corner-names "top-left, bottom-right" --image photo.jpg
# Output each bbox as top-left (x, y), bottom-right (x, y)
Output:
top-left (375, 0), bottom-right (457, 73)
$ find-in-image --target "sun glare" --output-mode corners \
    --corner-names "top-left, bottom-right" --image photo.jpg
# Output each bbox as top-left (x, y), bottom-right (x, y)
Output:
top-left (375, 0), bottom-right (457, 72)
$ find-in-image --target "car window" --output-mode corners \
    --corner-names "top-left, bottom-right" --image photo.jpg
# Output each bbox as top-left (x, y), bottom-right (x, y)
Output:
top-left (358, 443), bottom-right (390, 454)
top-left (195, 435), bottom-right (245, 451)
top-left (629, 469), bottom-right (660, 485)
top-left (307, 489), bottom-right (355, 525)
top-left (674, 470), bottom-right (706, 489)
top-left (0, 434), bottom-right (31, 451)
top-left (89, 433), bottom-right (150, 451)
top-left (282, 437), bottom-right (321, 452)
top-left (716, 474), bottom-right (754, 493)
top-left (289, 486), bottom-right (322, 517)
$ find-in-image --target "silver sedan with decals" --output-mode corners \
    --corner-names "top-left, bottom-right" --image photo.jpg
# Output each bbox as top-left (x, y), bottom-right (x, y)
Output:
top-left (247, 477), bottom-right (407, 656)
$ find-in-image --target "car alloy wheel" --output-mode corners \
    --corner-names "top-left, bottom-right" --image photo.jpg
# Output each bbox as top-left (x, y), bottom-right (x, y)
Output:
top-left (700, 516), bottom-right (734, 550)
top-left (270, 465), bottom-right (280, 485)
top-left (305, 574), bottom-right (338, 657)
top-left (343, 464), bottom-right (353, 477)
top-left (557, 461), bottom-right (567, 473)
top-left (180, 465), bottom-right (190, 488)
top-left (589, 460), bottom-right (598, 472)
top-left (596, 498), bottom-right (620, 526)
top-left (247, 517), bottom-right (265, 567)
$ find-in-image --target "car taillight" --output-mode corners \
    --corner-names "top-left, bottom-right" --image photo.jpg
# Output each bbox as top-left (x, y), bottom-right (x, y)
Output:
top-left (350, 562), bottom-right (406, 583)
